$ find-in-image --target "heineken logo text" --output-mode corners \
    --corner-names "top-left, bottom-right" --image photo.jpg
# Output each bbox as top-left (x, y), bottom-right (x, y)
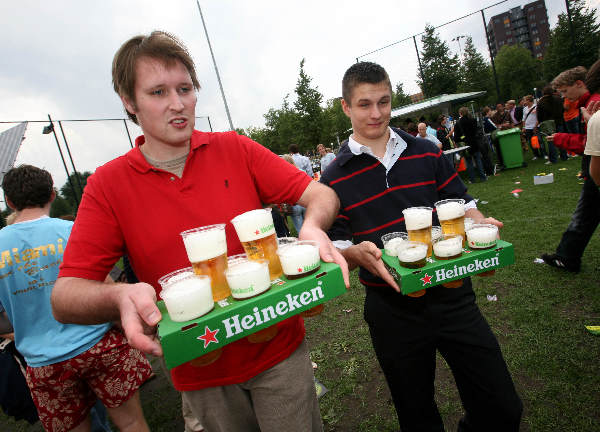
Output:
top-left (434, 257), bottom-right (499, 282)
top-left (222, 286), bottom-right (324, 338)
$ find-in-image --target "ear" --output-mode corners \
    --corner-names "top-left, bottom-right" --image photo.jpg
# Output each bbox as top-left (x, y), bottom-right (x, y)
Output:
top-left (121, 95), bottom-right (137, 116)
top-left (50, 189), bottom-right (56, 204)
top-left (341, 98), bottom-right (351, 118)
top-left (5, 196), bottom-right (15, 211)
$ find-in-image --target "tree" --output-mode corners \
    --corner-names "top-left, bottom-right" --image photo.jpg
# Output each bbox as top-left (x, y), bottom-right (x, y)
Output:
top-left (322, 97), bottom-right (352, 148)
top-left (59, 171), bottom-right (92, 213)
top-left (495, 44), bottom-right (543, 101)
top-left (458, 37), bottom-right (494, 97)
top-left (417, 25), bottom-right (461, 97)
top-left (293, 59), bottom-right (324, 152)
top-left (392, 83), bottom-right (412, 108)
top-left (50, 195), bottom-right (73, 218)
top-left (543, 0), bottom-right (600, 81)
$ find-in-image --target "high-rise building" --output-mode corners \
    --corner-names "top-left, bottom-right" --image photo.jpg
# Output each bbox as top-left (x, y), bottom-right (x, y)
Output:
top-left (486, 0), bottom-right (550, 59)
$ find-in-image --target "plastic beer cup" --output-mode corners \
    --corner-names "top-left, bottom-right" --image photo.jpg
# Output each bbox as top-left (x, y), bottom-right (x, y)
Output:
top-left (402, 207), bottom-right (433, 257)
top-left (396, 240), bottom-right (428, 297)
top-left (381, 232), bottom-right (408, 256)
top-left (435, 199), bottom-right (466, 246)
top-left (466, 223), bottom-right (499, 277)
top-left (433, 234), bottom-right (463, 288)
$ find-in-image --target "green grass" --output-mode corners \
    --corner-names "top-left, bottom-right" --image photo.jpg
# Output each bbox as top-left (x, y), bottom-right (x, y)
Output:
top-left (2, 154), bottom-right (599, 431)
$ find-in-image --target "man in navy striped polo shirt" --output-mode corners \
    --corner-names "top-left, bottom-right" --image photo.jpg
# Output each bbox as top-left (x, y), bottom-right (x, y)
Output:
top-left (320, 62), bottom-right (522, 431)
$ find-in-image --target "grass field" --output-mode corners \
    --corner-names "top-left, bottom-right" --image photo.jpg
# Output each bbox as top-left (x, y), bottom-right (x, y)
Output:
top-left (2, 153), bottom-right (599, 431)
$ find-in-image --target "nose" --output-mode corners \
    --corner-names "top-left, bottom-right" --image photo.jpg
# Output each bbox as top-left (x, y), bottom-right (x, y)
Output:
top-left (168, 92), bottom-right (184, 112)
top-left (369, 104), bottom-right (382, 119)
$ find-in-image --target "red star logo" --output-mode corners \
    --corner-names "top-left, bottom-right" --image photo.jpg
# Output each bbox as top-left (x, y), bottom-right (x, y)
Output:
top-left (297, 267), bottom-right (303, 273)
top-left (197, 326), bottom-right (220, 348)
top-left (255, 229), bottom-right (260, 235)
top-left (420, 273), bottom-right (433, 286)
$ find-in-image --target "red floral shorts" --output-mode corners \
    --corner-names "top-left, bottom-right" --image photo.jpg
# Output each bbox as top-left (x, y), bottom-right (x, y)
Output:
top-left (25, 328), bottom-right (152, 432)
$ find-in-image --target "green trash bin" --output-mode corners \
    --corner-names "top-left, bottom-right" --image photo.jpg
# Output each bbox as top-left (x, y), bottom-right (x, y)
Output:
top-left (496, 127), bottom-right (524, 169)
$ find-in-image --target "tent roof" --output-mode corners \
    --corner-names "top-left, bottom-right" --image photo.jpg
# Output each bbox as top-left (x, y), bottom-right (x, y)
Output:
top-left (0, 122), bottom-right (27, 183)
top-left (391, 91), bottom-right (487, 118)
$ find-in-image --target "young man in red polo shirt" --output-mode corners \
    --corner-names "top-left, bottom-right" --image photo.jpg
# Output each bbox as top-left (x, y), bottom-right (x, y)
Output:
top-left (51, 31), bottom-right (348, 432)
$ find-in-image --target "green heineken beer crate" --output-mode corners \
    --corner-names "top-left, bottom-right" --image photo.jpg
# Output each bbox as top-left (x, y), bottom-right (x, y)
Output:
top-left (158, 261), bottom-right (345, 369)
top-left (381, 240), bottom-right (514, 295)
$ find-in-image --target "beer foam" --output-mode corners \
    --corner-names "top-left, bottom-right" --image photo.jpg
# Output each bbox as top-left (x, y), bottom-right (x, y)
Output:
top-left (433, 237), bottom-right (463, 258)
top-left (161, 277), bottom-right (213, 322)
top-left (466, 226), bottom-right (497, 248)
top-left (225, 260), bottom-right (270, 298)
top-left (436, 201), bottom-right (465, 221)
top-left (383, 237), bottom-right (406, 256)
top-left (464, 218), bottom-right (474, 232)
top-left (397, 243), bottom-right (427, 262)
top-left (277, 243), bottom-right (320, 276)
top-left (231, 209), bottom-right (275, 242)
top-left (431, 226), bottom-right (442, 242)
top-left (403, 208), bottom-right (432, 230)
top-left (183, 228), bottom-right (227, 262)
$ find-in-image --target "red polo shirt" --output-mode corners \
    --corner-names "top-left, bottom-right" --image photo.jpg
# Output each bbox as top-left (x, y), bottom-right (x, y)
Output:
top-left (59, 130), bottom-right (312, 390)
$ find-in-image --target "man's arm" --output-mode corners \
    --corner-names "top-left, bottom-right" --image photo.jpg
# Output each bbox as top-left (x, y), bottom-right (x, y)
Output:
top-left (51, 277), bottom-right (162, 356)
top-left (296, 181), bottom-right (349, 287)
top-left (339, 243), bottom-right (400, 292)
top-left (590, 156), bottom-right (600, 186)
top-left (465, 208), bottom-right (503, 231)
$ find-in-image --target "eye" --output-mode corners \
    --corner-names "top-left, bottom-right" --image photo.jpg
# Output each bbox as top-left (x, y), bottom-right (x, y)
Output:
top-left (151, 89), bottom-right (163, 96)
top-left (179, 86), bottom-right (191, 94)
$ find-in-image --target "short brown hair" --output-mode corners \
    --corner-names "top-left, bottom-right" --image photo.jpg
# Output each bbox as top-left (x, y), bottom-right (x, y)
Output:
top-left (2, 165), bottom-right (54, 211)
top-left (551, 66), bottom-right (587, 89)
top-left (112, 31), bottom-right (200, 124)
top-left (585, 59), bottom-right (600, 95)
top-left (342, 62), bottom-right (391, 104)
top-left (524, 95), bottom-right (534, 103)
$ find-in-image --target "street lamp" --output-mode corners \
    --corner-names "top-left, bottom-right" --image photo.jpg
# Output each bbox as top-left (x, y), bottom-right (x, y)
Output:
top-left (452, 35), bottom-right (467, 58)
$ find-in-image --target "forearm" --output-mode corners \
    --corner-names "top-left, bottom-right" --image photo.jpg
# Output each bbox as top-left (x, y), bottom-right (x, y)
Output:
top-left (297, 182), bottom-right (340, 230)
top-left (51, 277), bottom-right (123, 324)
top-left (465, 208), bottom-right (486, 222)
top-left (590, 156), bottom-right (600, 186)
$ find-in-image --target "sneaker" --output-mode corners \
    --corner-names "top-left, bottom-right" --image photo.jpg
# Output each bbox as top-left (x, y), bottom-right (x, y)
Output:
top-left (544, 155), bottom-right (549, 160)
top-left (545, 161), bottom-right (552, 165)
top-left (531, 156), bottom-right (537, 161)
top-left (541, 253), bottom-right (581, 273)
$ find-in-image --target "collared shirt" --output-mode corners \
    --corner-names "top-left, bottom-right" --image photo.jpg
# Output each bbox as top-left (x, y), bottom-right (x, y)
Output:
top-left (291, 153), bottom-right (314, 177)
top-left (419, 133), bottom-right (442, 147)
top-left (320, 152), bottom-right (336, 173)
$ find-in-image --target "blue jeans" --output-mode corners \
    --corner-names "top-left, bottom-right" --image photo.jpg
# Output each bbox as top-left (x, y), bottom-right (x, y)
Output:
top-left (464, 152), bottom-right (486, 182)
top-left (290, 205), bottom-right (305, 233)
top-left (91, 400), bottom-right (113, 432)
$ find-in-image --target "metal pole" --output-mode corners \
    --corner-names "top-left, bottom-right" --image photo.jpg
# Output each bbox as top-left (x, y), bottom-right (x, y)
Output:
top-left (195, 0), bottom-right (235, 131)
top-left (413, 36), bottom-right (425, 93)
top-left (123, 119), bottom-right (134, 149)
top-left (565, 0), bottom-right (577, 64)
top-left (57, 121), bottom-right (84, 196)
top-left (207, 116), bottom-right (213, 132)
top-left (481, 9), bottom-right (501, 102)
top-left (47, 115), bottom-right (79, 208)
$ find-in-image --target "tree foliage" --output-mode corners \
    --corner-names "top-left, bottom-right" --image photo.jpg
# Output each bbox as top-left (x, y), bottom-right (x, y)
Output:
top-left (392, 83), bottom-right (412, 108)
top-left (53, 171), bottom-right (92, 216)
top-left (417, 25), bottom-right (461, 97)
top-left (543, 0), bottom-right (600, 82)
top-left (458, 37), bottom-right (493, 96)
top-left (495, 44), bottom-right (543, 101)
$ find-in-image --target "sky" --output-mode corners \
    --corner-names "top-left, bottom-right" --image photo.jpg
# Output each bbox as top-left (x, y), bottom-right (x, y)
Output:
top-left (0, 0), bottom-right (596, 196)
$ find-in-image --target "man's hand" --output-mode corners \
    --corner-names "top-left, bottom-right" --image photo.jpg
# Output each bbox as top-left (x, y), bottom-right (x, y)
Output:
top-left (342, 242), bottom-right (400, 293)
top-left (117, 283), bottom-right (163, 357)
top-left (581, 101), bottom-right (600, 123)
top-left (299, 224), bottom-right (350, 288)
top-left (546, 134), bottom-right (554, 142)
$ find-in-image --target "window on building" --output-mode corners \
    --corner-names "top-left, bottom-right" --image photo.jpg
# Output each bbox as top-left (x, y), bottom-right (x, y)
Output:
top-left (537, 4), bottom-right (543, 8)
top-left (494, 18), bottom-right (500, 24)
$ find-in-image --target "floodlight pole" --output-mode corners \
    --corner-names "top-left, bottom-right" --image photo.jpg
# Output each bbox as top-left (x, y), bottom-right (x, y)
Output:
top-left (196, 0), bottom-right (235, 131)
top-left (481, 9), bottom-right (501, 101)
top-left (413, 36), bottom-right (425, 93)
top-left (47, 114), bottom-right (79, 208)
top-left (57, 121), bottom-right (84, 196)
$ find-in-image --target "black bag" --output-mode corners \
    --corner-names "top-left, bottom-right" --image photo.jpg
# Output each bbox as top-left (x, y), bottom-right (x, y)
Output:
top-left (0, 340), bottom-right (39, 424)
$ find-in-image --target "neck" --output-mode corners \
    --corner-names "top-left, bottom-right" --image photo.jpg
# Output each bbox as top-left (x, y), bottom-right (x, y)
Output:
top-left (13, 206), bottom-right (50, 223)
top-left (140, 140), bottom-right (190, 162)
top-left (352, 128), bottom-right (390, 158)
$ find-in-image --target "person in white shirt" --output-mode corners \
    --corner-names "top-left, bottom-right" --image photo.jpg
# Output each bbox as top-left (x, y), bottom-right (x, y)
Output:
top-left (317, 144), bottom-right (335, 174)
top-left (417, 123), bottom-right (442, 149)
top-left (522, 95), bottom-right (547, 161)
top-left (289, 144), bottom-right (314, 177)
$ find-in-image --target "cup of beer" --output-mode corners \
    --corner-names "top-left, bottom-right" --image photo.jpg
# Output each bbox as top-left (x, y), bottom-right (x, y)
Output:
top-left (159, 269), bottom-right (221, 366)
top-left (466, 223), bottom-right (499, 277)
top-left (433, 234), bottom-right (463, 288)
top-left (381, 232), bottom-right (408, 256)
top-left (402, 206), bottom-right (433, 256)
top-left (231, 209), bottom-right (283, 280)
top-left (277, 237), bottom-right (298, 247)
top-left (396, 240), bottom-right (428, 297)
top-left (431, 226), bottom-right (442, 243)
top-left (158, 269), bottom-right (214, 322)
top-left (435, 199), bottom-right (465, 246)
top-left (277, 240), bottom-right (323, 316)
top-left (225, 255), bottom-right (271, 299)
top-left (464, 217), bottom-right (474, 233)
top-left (181, 224), bottom-right (231, 301)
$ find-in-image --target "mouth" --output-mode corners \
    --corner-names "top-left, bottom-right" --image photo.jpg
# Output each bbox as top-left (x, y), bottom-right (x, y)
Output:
top-left (170, 117), bottom-right (188, 128)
